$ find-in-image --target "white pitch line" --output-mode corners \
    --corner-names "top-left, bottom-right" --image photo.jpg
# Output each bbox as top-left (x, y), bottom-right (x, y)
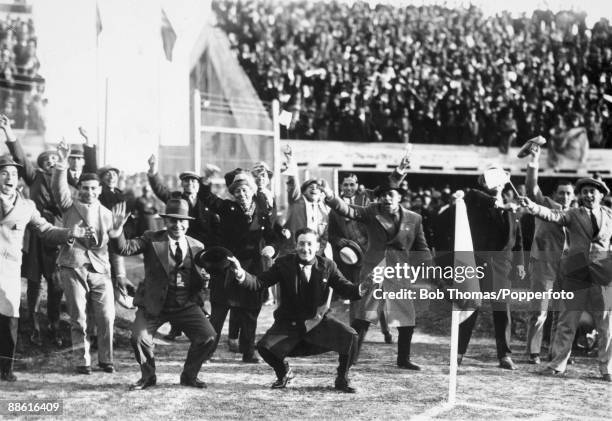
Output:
top-left (411, 401), bottom-right (573, 420)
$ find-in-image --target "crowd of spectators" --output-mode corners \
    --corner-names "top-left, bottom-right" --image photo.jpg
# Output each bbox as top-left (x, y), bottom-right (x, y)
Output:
top-left (0, 14), bottom-right (45, 132)
top-left (213, 0), bottom-right (612, 150)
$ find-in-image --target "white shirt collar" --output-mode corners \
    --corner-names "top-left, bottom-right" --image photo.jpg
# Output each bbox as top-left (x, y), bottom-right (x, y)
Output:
top-left (168, 235), bottom-right (188, 256)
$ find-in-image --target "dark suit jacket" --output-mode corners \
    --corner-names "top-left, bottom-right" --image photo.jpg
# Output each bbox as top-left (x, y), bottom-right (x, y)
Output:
top-left (241, 254), bottom-right (361, 322)
top-left (111, 230), bottom-right (206, 316)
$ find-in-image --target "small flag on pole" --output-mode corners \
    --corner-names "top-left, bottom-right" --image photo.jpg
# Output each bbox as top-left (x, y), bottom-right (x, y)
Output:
top-left (161, 8), bottom-right (177, 61)
top-left (96, 3), bottom-right (102, 36)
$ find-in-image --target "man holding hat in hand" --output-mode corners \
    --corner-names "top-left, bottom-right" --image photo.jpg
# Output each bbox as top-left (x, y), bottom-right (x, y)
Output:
top-left (110, 198), bottom-right (216, 389)
top-left (230, 227), bottom-right (372, 393)
top-left (522, 178), bottom-right (612, 382)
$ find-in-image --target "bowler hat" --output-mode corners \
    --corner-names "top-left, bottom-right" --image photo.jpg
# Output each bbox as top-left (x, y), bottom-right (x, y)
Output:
top-left (159, 198), bottom-right (194, 220)
top-left (336, 239), bottom-right (363, 266)
top-left (194, 247), bottom-right (235, 270)
top-left (179, 171), bottom-right (201, 182)
top-left (69, 144), bottom-right (85, 158)
top-left (575, 178), bottom-right (610, 196)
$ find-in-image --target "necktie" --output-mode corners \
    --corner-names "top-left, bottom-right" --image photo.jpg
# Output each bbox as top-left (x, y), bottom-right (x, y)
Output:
top-left (174, 241), bottom-right (183, 268)
top-left (590, 209), bottom-right (600, 238)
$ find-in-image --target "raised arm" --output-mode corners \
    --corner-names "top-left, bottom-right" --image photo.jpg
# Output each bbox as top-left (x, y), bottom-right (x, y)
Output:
top-left (520, 197), bottom-right (570, 226)
top-left (231, 255), bottom-right (284, 291)
top-left (525, 146), bottom-right (547, 205)
top-left (79, 127), bottom-right (98, 173)
top-left (146, 154), bottom-right (173, 203)
top-left (108, 202), bottom-right (148, 255)
top-left (2, 115), bottom-right (37, 185)
top-left (52, 141), bottom-right (75, 211)
top-left (325, 193), bottom-right (370, 222)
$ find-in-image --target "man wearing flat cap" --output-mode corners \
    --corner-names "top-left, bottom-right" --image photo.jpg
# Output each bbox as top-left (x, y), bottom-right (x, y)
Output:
top-left (522, 177), bottom-right (612, 382)
top-left (0, 153), bottom-right (89, 382)
top-left (198, 169), bottom-right (280, 363)
top-left (110, 198), bottom-right (216, 389)
top-left (2, 114), bottom-right (65, 346)
top-left (67, 127), bottom-right (97, 191)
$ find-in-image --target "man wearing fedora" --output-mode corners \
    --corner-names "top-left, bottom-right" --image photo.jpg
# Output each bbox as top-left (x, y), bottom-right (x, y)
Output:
top-left (2, 114), bottom-right (65, 346)
top-left (322, 167), bottom-right (431, 371)
top-left (199, 169), bottom-right (280, 363)
top-left (110, 198), bottom-right (216, 389)
top-left (523, 145), bottom-right (574, 364)
top-left (147, 154), bottom-right (221, 340)
top-left (522, 178), bottom-right (612, 382)
top-left (229, 227), bottom-right (372, 393)
top-left (0, 152), bottom-right (90, 381)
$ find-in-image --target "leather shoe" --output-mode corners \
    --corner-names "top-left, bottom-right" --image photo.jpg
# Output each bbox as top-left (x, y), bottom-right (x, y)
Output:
top-left (130, 376), bottom-right (157, 390)
top-left (397, 360), bottom-right (421, 370)
top-left (76, 366), bottom-right (92, 375)
top-left (334, 378), bottom-right (357, 393)
top-left (271, 368), bottom-right (294, 389)
top-left (602, 374), bottom-right (611, 382)
top-left (180, 377), bottom-right (207, 388)
top-left (499, 356), bottom-right (517, 370)
top-left (242, 355), bottom-right (260, 364)
top-left (1, 372), bottom-right (17, 382)
top-left (383, 331), bottom-right (393, 344)
top-left (98, 363), bottom-right (115, 373)
top-left (528, 354), bottom-right (541, 365)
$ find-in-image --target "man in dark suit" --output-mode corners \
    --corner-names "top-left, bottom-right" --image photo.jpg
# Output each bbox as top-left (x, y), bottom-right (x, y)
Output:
top-left (458, 168), bottom-right (525, 370)
top-left (110, 199), bottom-right (216, 389)
top-left (229, 228), bottom-right (370, 393)
top-left (147, 154), bottom-right (220, 340)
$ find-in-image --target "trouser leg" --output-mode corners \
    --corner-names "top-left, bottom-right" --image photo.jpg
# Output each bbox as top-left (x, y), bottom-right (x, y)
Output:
top-left (172, 306), bottom-right (216, 381)
top-left (208, 303), bottom-right (229, 356)
top-left (88, 272), bottom-right (115, 365)
top-left (237, 307), bottom-right (260, 358)
top-left (0, 315), bottom-right (18, 376)
top-left (397, 326), bottom-right (414, 364)
top-left (61, 268), bottom-right (91, 367)
top-left (130, 309), bottom-right (162, 379)
top-left (257, 343), bottom-right (287, 379)
top-left (228, 308), bottom-right (239, 340)
top-left (493, 306), bottom-right (512, 359)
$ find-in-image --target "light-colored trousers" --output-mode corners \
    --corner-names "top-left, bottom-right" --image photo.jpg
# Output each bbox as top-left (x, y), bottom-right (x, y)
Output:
top-left (548, 284), bottom-right (612, 375)
top-left (526, 259), bottom-right (560, 355)
top-left (61, 267), bottom-right (115, 367)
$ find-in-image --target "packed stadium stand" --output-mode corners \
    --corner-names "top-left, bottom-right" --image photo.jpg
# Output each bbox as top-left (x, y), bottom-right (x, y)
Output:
top-left (0, 7), bottom-right (45, 133)
top-left (213, 0), bottom-right (612, 150)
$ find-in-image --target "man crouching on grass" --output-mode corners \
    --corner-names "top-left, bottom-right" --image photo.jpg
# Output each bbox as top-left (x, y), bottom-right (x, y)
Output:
top-left (109, 198), bottom-right (216, 390)
top-left (229, 227), bottom-right (372, 393)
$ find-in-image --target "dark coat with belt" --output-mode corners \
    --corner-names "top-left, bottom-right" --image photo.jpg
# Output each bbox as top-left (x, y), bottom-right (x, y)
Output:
top-left (110, 230), bottom-right (206, 316)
